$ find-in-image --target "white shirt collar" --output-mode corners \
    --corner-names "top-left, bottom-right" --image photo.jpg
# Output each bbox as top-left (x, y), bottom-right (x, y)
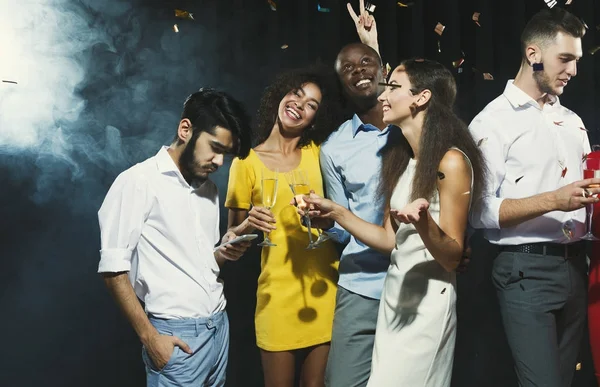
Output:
top-left (503, 80), bottom-right (560, 111)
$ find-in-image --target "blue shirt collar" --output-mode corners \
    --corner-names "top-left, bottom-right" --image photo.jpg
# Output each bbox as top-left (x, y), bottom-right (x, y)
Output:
top-left (351, 114), bottom-right (389, 138)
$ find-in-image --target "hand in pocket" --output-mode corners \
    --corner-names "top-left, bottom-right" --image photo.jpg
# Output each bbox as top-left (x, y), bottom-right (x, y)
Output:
top-left (145, 333), bottom-right (192, 370)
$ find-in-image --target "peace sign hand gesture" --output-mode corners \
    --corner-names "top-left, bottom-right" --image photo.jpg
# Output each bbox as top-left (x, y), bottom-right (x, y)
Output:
top-left (347, 0), bottom-right (379, 54)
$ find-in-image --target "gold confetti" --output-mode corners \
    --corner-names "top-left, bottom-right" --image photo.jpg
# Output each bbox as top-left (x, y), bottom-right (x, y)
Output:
top-left (383, 62), bottom-right (392, 79)
top-left (175, 9), bottom-right (194, 20)
top-left (173, 24), bottom-right (179, 33)
top-left (472, 12), bottom-right (481, 27)
top-left (397, 1), bottom-right (414, 7)
top-left (365, 2), bottom-right (376, 12)
top-left (477, 137), bottom-right (488, 147)
top-left (576, 362), bottom-right (581, 371)
top-left (280, 44), bottom-right (289, 49)
top-left (435, 22), bottom-right (445, 36)
top-left (452, 58), bottom-right (464, 68)
top-left (483, 73), bottom-right (494, 80)
top-left (590, 46), bottom-right (600, 55)
top-left (268, 0), bottom-right (276, 11)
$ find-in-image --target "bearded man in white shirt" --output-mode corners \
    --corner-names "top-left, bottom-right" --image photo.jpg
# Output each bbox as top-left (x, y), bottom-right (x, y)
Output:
top-left (98, 88), bottom-right (253, 387)
top-left (469, 8), bottom-right (599, 387)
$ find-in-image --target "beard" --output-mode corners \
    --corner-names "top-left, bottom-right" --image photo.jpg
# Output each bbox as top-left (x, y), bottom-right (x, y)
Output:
top-left (533, 68), bottom-right (558, 96)
top-left (179, 133), bottom-right (214, 183)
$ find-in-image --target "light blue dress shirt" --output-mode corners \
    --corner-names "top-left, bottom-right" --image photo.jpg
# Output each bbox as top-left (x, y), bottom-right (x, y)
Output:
top-left (320, 114), bottom-right (391, 300)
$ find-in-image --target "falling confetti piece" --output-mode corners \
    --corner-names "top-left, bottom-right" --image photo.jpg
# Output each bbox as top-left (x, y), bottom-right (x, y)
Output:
top-left (561, 167), bottom-right (568, 178)
top-left (576, 363), bottom-right (582, 371)
top-left (553, 121), bottom-right (563, 126)
top-left (543, 0), bottom-right (558, 9)
top-left (441, 288), bottom-right (446, 294)
top-left (452, 58), bottom-right (464, 68)
top-left (268, 0), bottom-right (277, 11)
top-left (472, 12), bottom-right (481, 27)
top-left (477, 138), bottom-right (488, 147)
top-left (317, 4), bottom-right (330, 12)
top-left (435, 22), bottom-right (445, 36)
top-left (280, 44), bottom-right (289, 49)
top-left (365, 2), bottom-right (376, 12)
top-left (383, 63), bottom-right (392, 79)
top-left (173, 24), bottom-right (179, 33)
top-left (580, 127), bottom-right (589, 132)
top-left (175, 9), bottom-right (194, 20)
top-left (437, 171), bottom-right (446, 180)
top-left (590, 46), bottom-right (600, 55)
top-left (562, 220), bottom-right (575, 240)
top-left (566, 0), bottom-right (573, 4)
top-left (483, 73), bottom-right (494, 80)
top-left (397, 2), bottom-right (414, 7)
top-left (2, 80), bottom-right (17, 84)
top-left (437, 41), bottom-right (441, 53)
top-left (458, 68), bottom-right (463, 74)
top-left (515, 176), bottom-right (524, 183)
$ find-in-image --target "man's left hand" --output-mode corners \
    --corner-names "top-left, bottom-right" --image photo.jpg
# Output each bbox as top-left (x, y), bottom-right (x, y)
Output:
top-left (215, 231), bottom-right (252, 263)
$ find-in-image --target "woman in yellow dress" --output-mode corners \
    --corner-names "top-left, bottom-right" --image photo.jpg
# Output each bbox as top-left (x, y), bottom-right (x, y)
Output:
top-left (225, 67), bottom-right (343, 387)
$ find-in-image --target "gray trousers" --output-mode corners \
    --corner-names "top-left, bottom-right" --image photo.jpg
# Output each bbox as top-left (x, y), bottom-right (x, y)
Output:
top-left (325, 286), bottom-right (380, 387)
top-left (492, 250), bottom-right (587, 387)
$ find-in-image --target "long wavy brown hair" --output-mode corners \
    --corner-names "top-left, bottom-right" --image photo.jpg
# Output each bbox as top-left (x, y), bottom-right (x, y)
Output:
top-left (378, 59), bottom-right (487, 206)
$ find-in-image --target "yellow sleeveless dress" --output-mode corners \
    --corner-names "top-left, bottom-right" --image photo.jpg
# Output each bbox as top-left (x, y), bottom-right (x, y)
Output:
top-left (225, 143), bottom-right (339, 351)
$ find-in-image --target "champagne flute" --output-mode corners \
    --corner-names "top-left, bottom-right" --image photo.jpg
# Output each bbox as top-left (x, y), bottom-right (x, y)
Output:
top-left (258, 168), bottom-right (278, 247)
top-left (287, 169), bottom-right (321, 249)
top-left (582, 155), bottom-right (600, 241)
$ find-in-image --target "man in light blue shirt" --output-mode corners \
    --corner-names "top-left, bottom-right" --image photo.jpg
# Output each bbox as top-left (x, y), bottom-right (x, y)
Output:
top-left (321, 42), bottom-right (390, 387)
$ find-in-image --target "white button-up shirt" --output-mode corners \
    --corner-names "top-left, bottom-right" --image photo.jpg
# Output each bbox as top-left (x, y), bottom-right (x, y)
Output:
top-left (97, 146), bottom-right (225, 319)
top-left (469, 80), bottom-right (590, 245)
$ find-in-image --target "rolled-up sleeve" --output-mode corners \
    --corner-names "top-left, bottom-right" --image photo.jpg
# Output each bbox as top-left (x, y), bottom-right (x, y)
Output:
top-left (98, 170), bottom-right (152, 273)
top-left (468, 115), bottom-right (506, 230)
top-left (320, 145), bottom-right (350, 244)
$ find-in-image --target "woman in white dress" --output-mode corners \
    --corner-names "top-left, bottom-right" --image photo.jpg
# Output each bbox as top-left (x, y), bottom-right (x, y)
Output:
top-left (303, 59), bottom-right (487, 386)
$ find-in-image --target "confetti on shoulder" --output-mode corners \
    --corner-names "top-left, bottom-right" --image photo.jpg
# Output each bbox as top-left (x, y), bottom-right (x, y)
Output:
top-left (2, 80), bottom-right (17, 84)
top-left (477, 137), bottom-right (488, 147)
top-left (175, 9), bottom-right (194, 20)
top-left (268, 0), bottom-right (277, 11)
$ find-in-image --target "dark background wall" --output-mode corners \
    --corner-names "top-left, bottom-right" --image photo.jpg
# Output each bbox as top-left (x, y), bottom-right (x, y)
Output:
top-left (0, 0), bottom-right (598, 386)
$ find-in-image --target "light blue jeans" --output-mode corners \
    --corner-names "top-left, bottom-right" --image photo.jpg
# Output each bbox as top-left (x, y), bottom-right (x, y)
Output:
top-left (142, 311), bottom-right (229, 387)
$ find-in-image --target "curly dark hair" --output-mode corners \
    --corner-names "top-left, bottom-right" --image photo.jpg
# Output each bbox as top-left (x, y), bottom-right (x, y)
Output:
top-left (253, 65), bottom-right (345, 148)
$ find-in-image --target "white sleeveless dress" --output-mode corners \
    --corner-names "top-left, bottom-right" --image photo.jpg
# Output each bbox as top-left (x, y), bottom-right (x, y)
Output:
top-left (367, 150), bottom-right (472, 387)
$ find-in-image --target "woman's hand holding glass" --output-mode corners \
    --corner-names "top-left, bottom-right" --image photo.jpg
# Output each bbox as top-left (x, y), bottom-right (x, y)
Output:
top-left (248, 207), bottom-right (276, 234)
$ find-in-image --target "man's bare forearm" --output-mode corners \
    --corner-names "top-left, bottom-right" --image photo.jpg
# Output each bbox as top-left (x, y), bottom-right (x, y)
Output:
top-left (499, 191), bottom-right (556, 228)
top-left (102, 272), bottom-right (157, 345)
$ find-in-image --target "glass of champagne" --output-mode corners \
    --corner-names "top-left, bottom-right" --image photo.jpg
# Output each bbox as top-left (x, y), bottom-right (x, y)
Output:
top-left (258, 168), bottom-right (278, 247)
top-left (287, 169), bottom-right (321, 249)
top-left (582, 156), bottom-right (600, 240)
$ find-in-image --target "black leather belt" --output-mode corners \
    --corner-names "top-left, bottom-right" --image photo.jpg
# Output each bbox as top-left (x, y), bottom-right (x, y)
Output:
top-left (500, 242), bottom-right (585, 259)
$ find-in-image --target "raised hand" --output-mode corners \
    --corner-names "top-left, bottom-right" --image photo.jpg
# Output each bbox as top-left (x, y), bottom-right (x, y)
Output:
top-left (390, 198), bottom-right (430, 224)
top-left (347, 0), bottom-right (379, 53)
